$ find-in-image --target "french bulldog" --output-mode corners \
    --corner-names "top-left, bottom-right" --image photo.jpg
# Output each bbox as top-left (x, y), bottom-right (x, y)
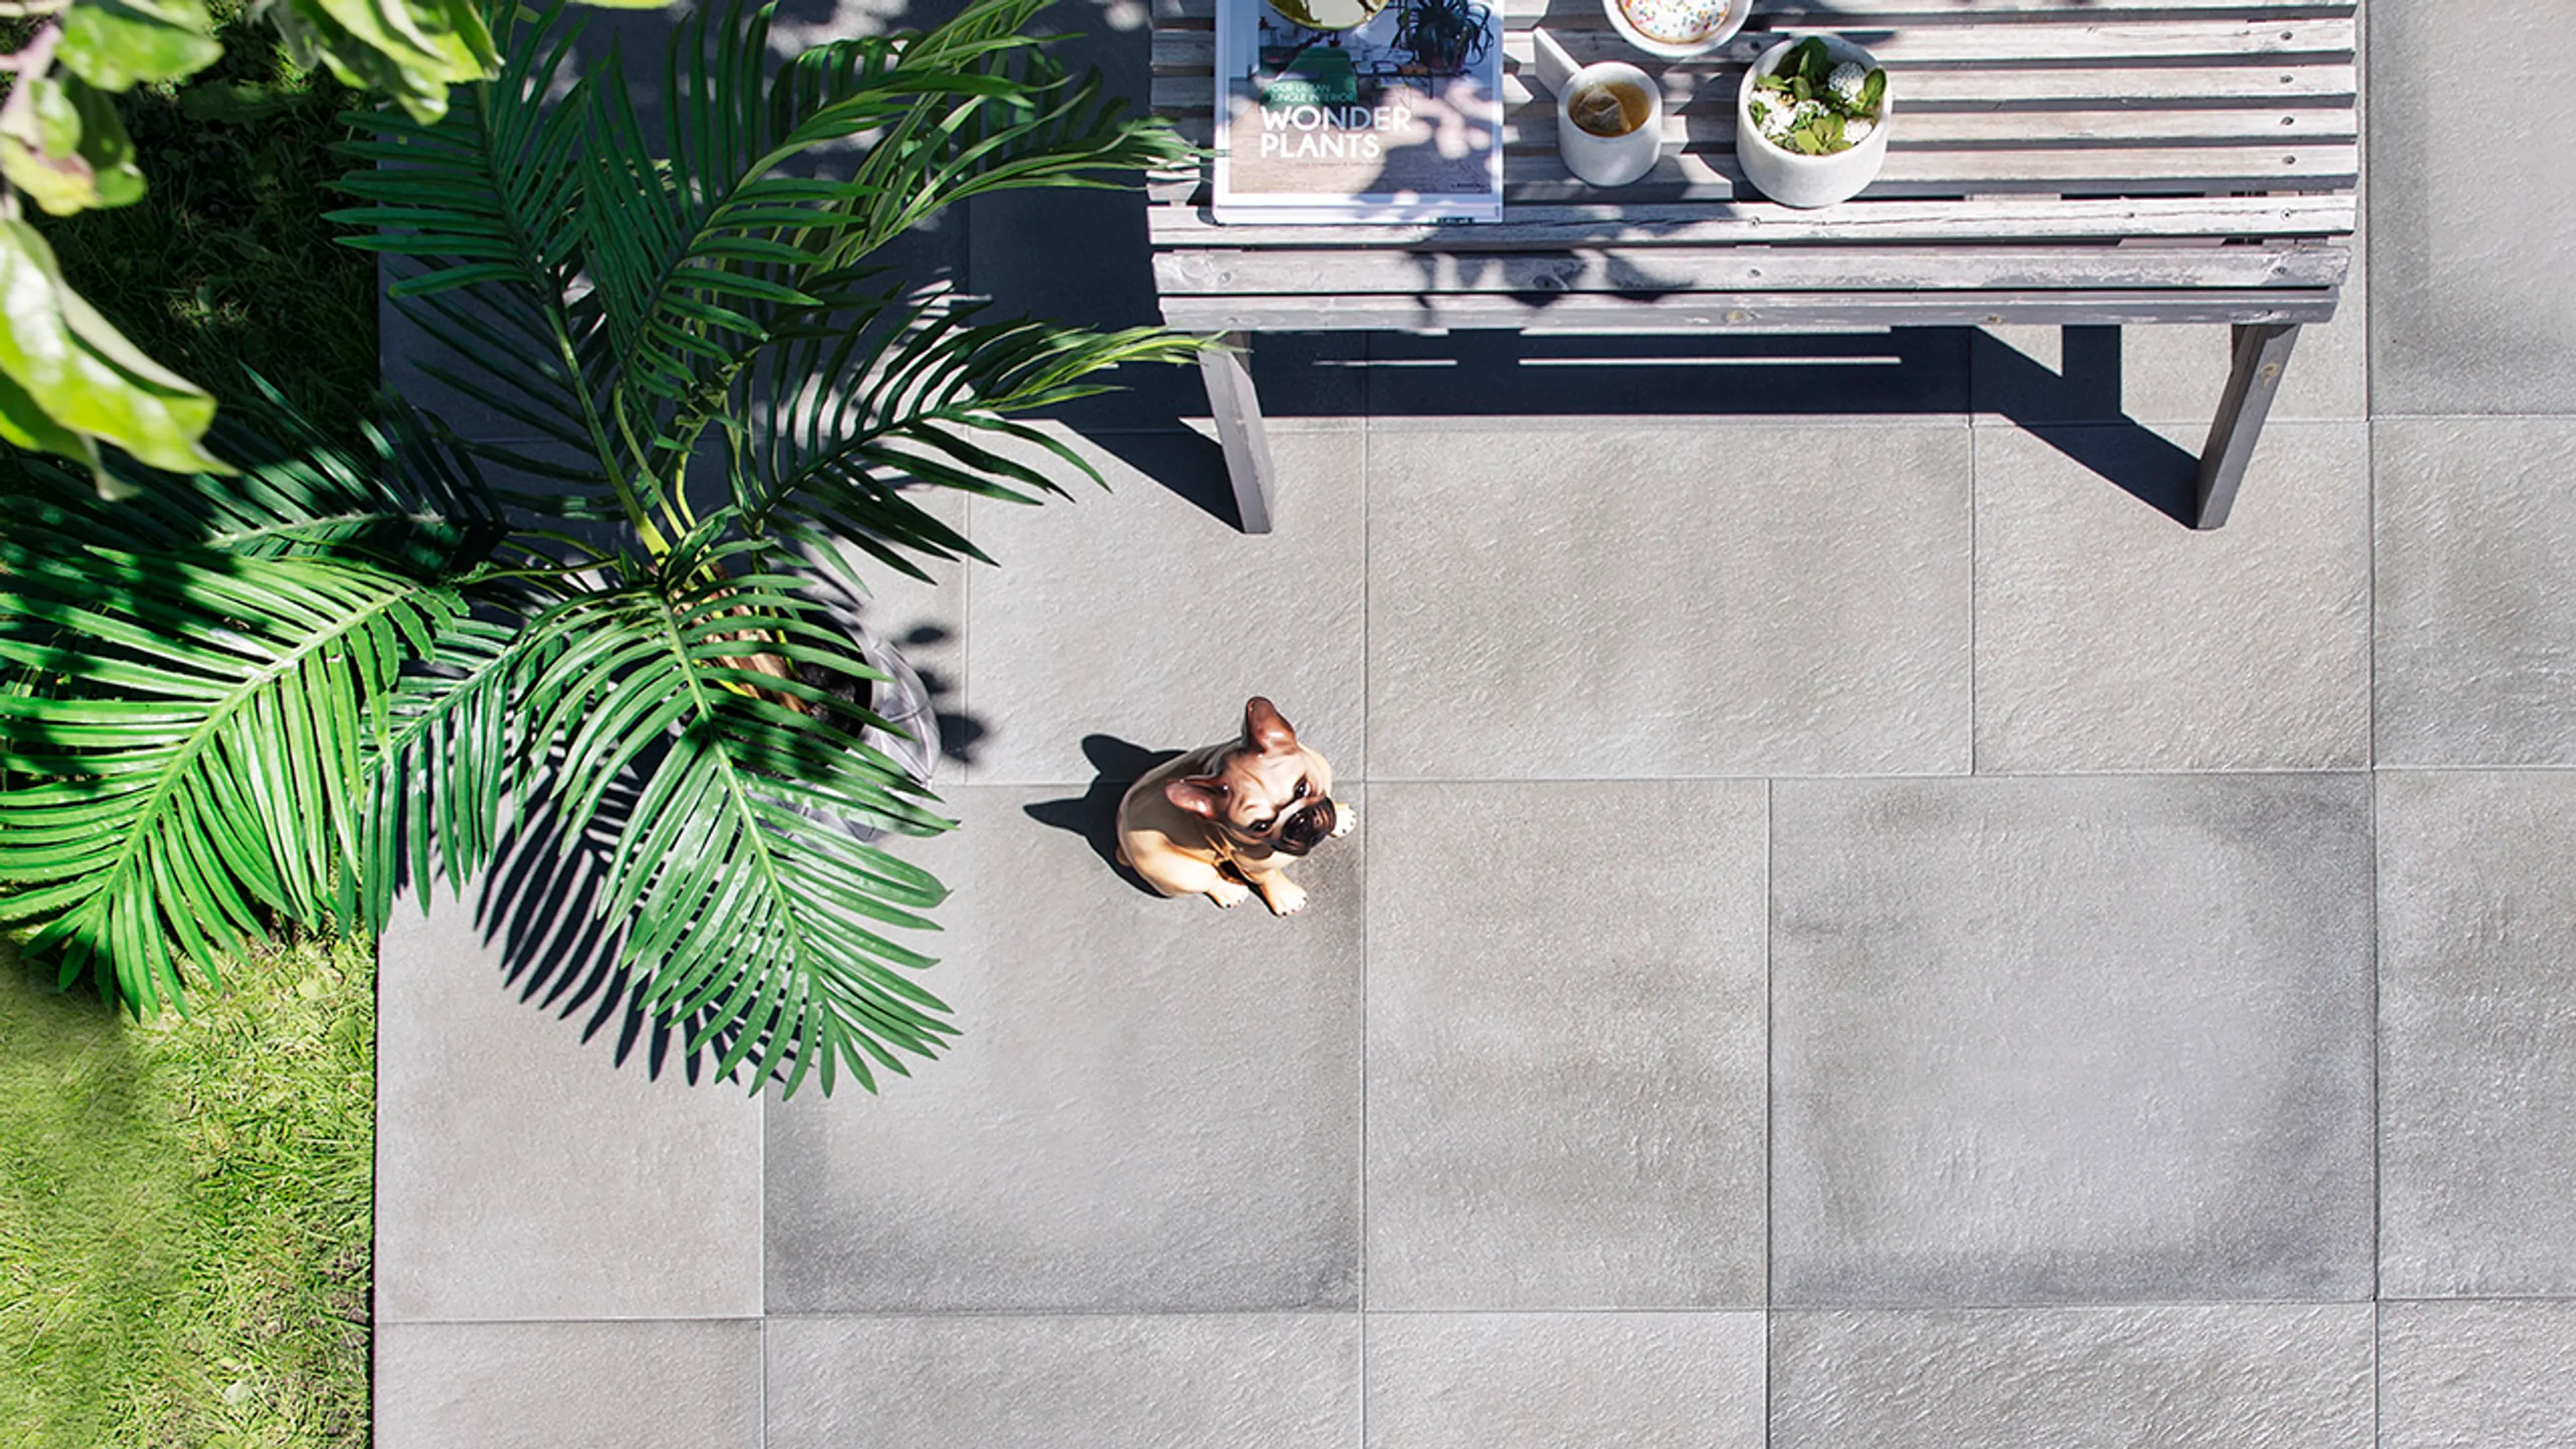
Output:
top-left (1115, 697), bottom-right (1355, 915)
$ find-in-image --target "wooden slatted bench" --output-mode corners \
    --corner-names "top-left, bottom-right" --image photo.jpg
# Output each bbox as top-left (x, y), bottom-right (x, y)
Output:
top-left (1145, 0), bottom-right (2359, 530)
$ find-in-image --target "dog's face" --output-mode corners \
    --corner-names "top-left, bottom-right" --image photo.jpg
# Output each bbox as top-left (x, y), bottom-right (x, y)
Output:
top-left (1164, 697), bottom-right (1338, 856)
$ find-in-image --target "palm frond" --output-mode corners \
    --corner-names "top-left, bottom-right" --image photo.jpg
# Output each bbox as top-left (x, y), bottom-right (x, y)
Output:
top-left (0, 378), bottom-right (508, 575)
top-left (514, 556), bottom-right (956, 1095)
top-left (0, 544), bottom-right (463, 1014)
top-left (727, 286), bottom-right (1203, 582)
top-left (326, 1), bottom-right (613, 469)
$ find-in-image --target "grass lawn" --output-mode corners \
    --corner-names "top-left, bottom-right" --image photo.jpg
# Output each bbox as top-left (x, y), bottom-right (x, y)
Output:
top-left (0, 6), bottom-right (380, 1445)
top-left (0, 936), bottom-right (375, 1449)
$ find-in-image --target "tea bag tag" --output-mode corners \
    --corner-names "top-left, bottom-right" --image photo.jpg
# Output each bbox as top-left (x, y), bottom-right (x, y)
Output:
top-left (1529, 25), bottom-right (1580, 97)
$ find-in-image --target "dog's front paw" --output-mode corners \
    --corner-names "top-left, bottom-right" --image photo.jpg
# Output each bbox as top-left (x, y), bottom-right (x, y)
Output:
top-left (1328, 800), bottom-right (1356, 839)
top-left (1260, 879), bottom-right (1309, 916)
top-left (1207, 879), bottom-right (1254, 909)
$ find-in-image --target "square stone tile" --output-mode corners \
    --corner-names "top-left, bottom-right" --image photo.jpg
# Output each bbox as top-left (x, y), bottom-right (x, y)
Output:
top-left (1366, 782), bottom-right (1766, 1309)
top-left (1771, 1305), bottom-right (2374, 1449)
top-left (2381, 1301), bottom-right (2576, 1449)
top-left (375, 891), bottom-right (763, 1322)
top-left (961, 428), bottom-right (1366, 786)
top-left (1366, 1312), bottom-right (1764, 1448)
top-left (1366, 421), bottom-right (1972, 780)
top-left (1972, 421), bottom-right (2371, 771)
top-left (2369, 0), bottom-right (2576, 415)
top-left (376, 1320), bottom-right (761, 1449)
top-left (2375, 419), bottom-right (2576, 766)
top-left (1770, 774), bottom-right (2377, 1306)
top-left (764, 786), bottom-right (1363, 1311)
top-left (2379, 769), bottom-right (2576, 1296)
top-left (766, 1313), bottom-right (1359, 1449)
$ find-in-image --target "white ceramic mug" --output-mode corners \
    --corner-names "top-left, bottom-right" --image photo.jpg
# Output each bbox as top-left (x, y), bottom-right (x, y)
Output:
top-left (1532, 27), bottom-right (1663, 189)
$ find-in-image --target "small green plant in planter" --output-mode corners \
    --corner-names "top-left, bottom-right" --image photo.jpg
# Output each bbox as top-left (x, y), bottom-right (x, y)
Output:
top-left (1393, 0), bottom-right (1493, 76)
top-left (1747, 36), bottom-right (1884, 156)
top-left (0, 0), bottom-right (1203, 1097)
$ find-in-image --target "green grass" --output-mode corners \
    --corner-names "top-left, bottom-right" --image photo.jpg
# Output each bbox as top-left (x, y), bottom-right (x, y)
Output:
top-left (25, 3), bottom-right (379, 445)
top-left (0, 934), bottom-right (374, 1449)
top-left (0, 11), bottom-right (385, 1446)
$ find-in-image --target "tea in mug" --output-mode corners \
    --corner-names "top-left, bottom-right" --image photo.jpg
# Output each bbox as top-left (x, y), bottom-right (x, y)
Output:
top-left (1567, 78), bottom-right (1653, 138)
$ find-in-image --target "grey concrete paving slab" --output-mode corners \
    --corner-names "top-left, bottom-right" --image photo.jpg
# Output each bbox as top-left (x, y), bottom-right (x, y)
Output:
top-left (1972, 421), bottom-right (2371, 772)
top-left (2375, 418), bottom-right (2576, 766)
top-left (1365, 1311), bottom-right (1765, 1449)
top-left (959, 428), bottom-right (1366, 786)
top-left (2368, 0), bottom-right (2576, 416)
top-left (1770, 774), bottom-right (2377, 1307)
top-left (2379, 769), bottom-right (2576, 1297)
top-left (374, 1320), bottom-right (761, 1449)
top-left (375, 891), bottom-right (763, 1323)
top-left (1770, 1305), bottom-right (2374, 1449)
top-left (1366, 421), bottom-right (1972, 780)
top-left (1364, 781), bottom-right (1766, 1310)
top-left (764, 786), bottom-right (1362, 1312)
top-left (765, 1313), bottom-right (1360, 1449)
top-left (2381, 1301), bottom-right (2576, 1449)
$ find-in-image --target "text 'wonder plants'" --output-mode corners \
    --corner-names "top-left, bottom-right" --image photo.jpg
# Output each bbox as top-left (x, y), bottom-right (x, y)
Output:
top-left (0, 0), bottom-right (1202, 1095)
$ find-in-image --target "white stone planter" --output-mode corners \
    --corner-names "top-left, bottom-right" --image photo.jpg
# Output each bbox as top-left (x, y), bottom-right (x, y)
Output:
top-left (1735, 34), bottom-right (1891, 209)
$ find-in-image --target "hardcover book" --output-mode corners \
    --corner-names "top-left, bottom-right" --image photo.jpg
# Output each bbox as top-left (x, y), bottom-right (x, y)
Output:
top-left (1212, 0), bottom-right (1504, 224)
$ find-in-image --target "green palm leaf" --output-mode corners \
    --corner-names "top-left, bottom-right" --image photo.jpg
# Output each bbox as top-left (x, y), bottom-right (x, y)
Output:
top-left (0, 543), bottom-right (464, 1013)
top-left (515, 555), bottom-right (955, 1095)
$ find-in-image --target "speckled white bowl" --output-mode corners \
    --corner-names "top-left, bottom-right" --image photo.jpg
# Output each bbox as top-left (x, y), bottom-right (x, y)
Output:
top-left (1603, 0), bottom-right (1746, 62)
top-left (1735, 34), bottom-right (1892, 209)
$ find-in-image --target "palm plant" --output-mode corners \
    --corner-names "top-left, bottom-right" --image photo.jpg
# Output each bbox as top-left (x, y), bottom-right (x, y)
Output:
top-left (0, 0), bottom-right (1203, 1095)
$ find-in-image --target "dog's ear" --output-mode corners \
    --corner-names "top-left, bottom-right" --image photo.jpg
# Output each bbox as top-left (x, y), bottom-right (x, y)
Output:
top-left (1166, 775), bottom-right (1230, 819)
top-left (1243, 696), bottom-right (1298, 755)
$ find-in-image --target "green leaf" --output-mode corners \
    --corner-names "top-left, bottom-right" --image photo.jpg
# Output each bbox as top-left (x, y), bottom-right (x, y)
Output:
top-left (272, 0), bottom-right (498, 123)
top-left (1795, 36), bottom-right (1831, 86)
top-left (1858, 67), bottom-right (1886, 113)
top-left (0, 221), bottom-right (227, 476)
top-left (0, 74), bottom-right (145, 215)
top-left (0, 543), bottom-right (463, 1016)
top-left (56, 0), bottom-right (225, 91)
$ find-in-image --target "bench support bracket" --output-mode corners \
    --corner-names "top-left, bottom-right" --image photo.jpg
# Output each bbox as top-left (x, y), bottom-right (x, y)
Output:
top-left (1198, 331), bottom-right (1277, 535)
top-left (2194, 321), bottom-right (2300, 529)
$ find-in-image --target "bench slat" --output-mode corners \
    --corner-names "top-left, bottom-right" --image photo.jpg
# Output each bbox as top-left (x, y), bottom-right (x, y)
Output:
top-left (1157, 16), bottom-right (2351, 68)
top-left (1157, 286), bottom-right (2341, 331)
top-left (1153, 0), bottom-right (2350, 22)
top-left (1153, 241), bottom-right (2349, 294)
top-left (1153, 139), bottom-right (2357, 205)
top-left (1175, 105), bottom-right (2353, 149)
top-left (1146, 195), bottom-right (2358, 249)
top-left (1152, 60), bottom-right (2357, 111)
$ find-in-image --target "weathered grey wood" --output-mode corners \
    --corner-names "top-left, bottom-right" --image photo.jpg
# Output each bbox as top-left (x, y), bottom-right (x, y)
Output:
top-left (1156, 243), bottom-right (2347, 297)
top-left (1161, 289), bottom-right (2340, 333)
top-left (1154, 0), bottom-right (2355, 529)
top-left (1169, 106), bottom-right (2359, 152)
top-left (1157, 0), bottom-right (2346, 22)
top-left (2194, 322), bottom-right (2300, 529)
top-left (1151, 63), bottom-right (2360, 111)
top-left (1157, 17), bottom-right (2352, 70)
top-left (1197, 333), bottom-right (1277, 535)
top-left (1150, 195), bottom-right (2359, 250)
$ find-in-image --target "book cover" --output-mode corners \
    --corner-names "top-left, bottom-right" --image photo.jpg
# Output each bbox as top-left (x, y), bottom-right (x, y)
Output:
top-left (1212, 0), bottom-right (1503, 224)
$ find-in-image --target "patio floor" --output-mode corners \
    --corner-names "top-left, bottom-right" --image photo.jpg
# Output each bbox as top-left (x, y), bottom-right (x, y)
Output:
top-left (373, 0), bottom-right (2576, 1443)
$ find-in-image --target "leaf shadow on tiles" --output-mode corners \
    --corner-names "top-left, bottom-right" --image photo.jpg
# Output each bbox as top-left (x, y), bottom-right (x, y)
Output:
top-left (1022, 734), bottom-right (1188, 900)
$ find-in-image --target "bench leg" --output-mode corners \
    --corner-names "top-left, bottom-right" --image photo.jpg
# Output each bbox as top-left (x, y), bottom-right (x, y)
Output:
top-left (1197, 331), bottom-right (1277, 535)
top-left (2194, 322), bottom-right (2300, 530)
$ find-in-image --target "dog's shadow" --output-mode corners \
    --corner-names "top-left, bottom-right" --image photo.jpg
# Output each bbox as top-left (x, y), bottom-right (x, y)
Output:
top-left (1023, 735), bottom-right (1185, 899)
